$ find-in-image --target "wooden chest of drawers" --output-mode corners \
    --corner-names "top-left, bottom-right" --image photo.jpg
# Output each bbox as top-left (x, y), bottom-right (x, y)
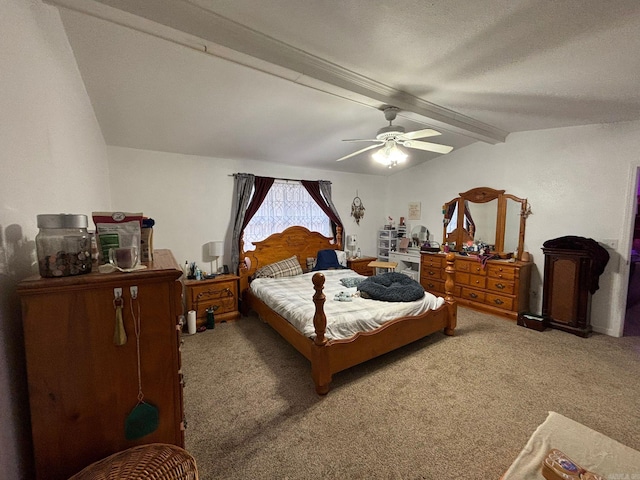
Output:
top-left (18, 250), bottom-right (185, 480)
top-left (185, 274), bottom-right (240, 327)
top-left (420, 252), bottom-right (532, 320)
top-left (347, 256), bottom-right (377, 276)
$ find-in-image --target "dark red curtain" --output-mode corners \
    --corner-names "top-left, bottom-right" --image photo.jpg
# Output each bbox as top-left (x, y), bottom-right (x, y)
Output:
top-left (241, 176), bottom-right (275, 230)
top-left (301, 180), bottom-right (343, 239)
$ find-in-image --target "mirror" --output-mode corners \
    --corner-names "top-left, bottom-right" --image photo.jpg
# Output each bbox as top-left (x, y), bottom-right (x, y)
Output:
top-left (442, 187), bottom-right (530, 259)
top-left (410, 225), bottom-right (428, 248)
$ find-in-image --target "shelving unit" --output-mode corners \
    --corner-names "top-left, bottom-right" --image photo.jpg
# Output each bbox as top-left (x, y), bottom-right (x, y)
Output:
top-left (377, 229), bottom-right (398, 262)
top-left (389, 250), bottom-right (420, 281)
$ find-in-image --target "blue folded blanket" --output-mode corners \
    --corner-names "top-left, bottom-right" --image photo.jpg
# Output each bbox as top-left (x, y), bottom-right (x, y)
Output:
top-left (312, 249), bottom-right (346, 271)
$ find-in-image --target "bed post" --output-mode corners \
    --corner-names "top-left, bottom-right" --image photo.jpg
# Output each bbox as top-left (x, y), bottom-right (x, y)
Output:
top-left (335, 225), bottom-right (343, 249)
top-left (444, 252), bottom-right (457, 336)
top-left (312, 273), bottom-right (327, 345)
top-left (311, 272), bottom-right (331, 394)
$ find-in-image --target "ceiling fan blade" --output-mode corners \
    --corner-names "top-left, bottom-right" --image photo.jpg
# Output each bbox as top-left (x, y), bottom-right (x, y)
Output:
top-left (342, 138), bottom-right (381, 143)
top-left (399, 128), bottom-right (441, 140)
top-left (336, 143), bottom-right (381, 162)
top-left (402, 140), bottom-right (454, 154)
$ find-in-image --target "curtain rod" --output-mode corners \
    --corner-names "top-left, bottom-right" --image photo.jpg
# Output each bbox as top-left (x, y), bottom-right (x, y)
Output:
top-left (229, 174), bottom-right (331, 183)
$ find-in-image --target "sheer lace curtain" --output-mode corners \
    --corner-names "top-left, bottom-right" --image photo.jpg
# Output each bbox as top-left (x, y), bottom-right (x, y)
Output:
top-left (243, 180), bottom-right (332, 249)
top-left (231, 175), bottom-right (344, 274)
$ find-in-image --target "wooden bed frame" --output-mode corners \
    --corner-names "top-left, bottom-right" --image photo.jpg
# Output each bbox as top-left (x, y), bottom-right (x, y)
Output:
top-left (239, 226), bottom-right (457, 394)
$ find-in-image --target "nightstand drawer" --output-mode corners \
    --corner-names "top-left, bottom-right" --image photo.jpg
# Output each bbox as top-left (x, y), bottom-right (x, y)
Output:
top-left (347, 257), bottom-right (376, 276)
top-left (191, 283), bottom-right (236, 315)
top-left (185, 275), bottom-right (240, 326)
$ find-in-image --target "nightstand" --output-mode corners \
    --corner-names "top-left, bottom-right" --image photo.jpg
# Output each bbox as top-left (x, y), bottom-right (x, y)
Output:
top-left (184, 274), bottom-right (240, 328)
top-left (347, 256), bottom-right (377, 276)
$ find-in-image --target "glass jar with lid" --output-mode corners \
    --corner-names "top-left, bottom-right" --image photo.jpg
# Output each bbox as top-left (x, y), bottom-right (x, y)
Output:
top-left (36, 214), bottom-right (92, 277)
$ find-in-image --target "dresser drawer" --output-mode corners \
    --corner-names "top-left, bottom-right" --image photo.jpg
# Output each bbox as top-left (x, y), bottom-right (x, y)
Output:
top-left (421, 254), bottom-right (444, 269)
top-left (455, 272), bottom-right (486, 289)
top-left (422, 265), bottom-right (441, 280)
top-left (488, 264), bottom-right (516, 280)
top-left (485, 292), bottom-right (514, 311)
top-left (422, 278), bottom-right (445, 295)
top-left (487, 277), bottom-right (515, 295)
top-left (468, 262), bottom-right (486, 275)
top-left (461, 287), bottom-right (485, 302)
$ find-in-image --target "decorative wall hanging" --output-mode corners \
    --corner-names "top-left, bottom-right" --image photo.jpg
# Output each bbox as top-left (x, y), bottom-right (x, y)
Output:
top-left (408, 202), bottom-right (421, 220)
top-left (351, 193), bottom-right (365, 225)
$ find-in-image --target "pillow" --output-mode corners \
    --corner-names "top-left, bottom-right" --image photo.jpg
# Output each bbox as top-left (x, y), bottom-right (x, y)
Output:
top-left (312, 249), bottom-right (345, 271)
top-left (254, 255), bottom-right (303, 279)
top-left (336, 250), bottom-right (347, 267)
top-left (340, 277), bottom-right (364, 288)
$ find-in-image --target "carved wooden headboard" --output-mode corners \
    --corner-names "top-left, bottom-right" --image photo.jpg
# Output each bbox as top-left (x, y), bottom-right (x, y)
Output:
top-left (240, 225), bottom-right (342, 280)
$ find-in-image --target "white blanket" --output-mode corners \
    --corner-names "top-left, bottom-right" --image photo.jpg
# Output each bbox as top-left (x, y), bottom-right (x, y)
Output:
top-left (502, 411), bottom-right (640, 479)
top-left (249, 269), bottom-right (445, 341)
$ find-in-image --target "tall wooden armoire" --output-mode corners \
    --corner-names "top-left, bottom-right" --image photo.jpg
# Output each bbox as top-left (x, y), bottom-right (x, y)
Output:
top-left (18, 250), bottom-right (185, 480)
top-left (541, 237), bottom-right (609, 338)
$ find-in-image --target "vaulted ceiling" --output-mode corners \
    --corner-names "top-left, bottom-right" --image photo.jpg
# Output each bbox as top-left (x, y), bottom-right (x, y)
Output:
top-left (51, 0), bottom-right (640, 175)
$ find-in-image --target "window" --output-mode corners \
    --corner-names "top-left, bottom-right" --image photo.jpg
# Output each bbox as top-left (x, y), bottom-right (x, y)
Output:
top-left (244, 180), bottom-right (331, 249)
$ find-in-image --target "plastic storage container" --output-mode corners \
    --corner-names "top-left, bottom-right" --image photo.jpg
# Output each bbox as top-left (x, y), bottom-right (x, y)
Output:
top-left (36, 214), bottom-right (92, 277)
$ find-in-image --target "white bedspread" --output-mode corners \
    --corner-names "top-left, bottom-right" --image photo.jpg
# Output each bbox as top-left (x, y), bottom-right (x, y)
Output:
top-left (249, 269), bottom-right (445, 341)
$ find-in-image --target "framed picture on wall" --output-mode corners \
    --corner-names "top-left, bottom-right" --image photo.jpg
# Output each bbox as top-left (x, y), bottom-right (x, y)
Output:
top-left (408, 202), bottom-right (421, 220)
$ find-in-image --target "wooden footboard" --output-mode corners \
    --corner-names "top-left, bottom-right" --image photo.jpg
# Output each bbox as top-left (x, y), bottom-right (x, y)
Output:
top-left (239, 227), bottom-right (457, 394)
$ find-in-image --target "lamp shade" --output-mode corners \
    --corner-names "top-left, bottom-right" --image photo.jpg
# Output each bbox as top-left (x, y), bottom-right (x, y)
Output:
top-left (206, 241), bottom-right (224, 257)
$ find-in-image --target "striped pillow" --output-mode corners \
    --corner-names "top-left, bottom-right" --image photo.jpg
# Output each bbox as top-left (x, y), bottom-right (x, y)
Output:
top-left (254, 255), bottom-right (303, 279)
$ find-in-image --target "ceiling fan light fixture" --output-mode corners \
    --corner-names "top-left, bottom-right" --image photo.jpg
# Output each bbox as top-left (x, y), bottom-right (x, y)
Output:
top-left (372, 142), bottom-right (407, 168)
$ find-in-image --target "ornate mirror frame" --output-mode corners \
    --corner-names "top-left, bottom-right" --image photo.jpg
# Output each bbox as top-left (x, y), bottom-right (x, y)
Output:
top-left (442, 187), bottom-right (530, 260)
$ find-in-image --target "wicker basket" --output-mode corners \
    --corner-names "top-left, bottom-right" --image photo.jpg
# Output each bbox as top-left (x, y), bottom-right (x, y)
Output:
top-left (68, 443), bottom-right (198, 480)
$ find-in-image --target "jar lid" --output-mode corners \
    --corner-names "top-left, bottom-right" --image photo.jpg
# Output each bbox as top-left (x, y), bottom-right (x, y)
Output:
top-left (37, 214), bottom-right (88, 229)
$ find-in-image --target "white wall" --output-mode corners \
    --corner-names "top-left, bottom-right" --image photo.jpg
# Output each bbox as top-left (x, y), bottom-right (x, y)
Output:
top-left (388, 120), bottom-right (640, 337)
top-left (0, 1), bottom-right (111, 477)
top-left (107, 146), bottom-right (388, 273)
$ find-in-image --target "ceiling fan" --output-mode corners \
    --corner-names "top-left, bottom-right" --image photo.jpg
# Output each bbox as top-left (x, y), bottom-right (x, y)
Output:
top-left (336, 106), bottom-right (454, 168)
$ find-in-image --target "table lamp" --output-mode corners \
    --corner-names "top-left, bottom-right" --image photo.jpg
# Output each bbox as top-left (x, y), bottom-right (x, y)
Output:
top-left (347, 235), bottom-right (357, 258)
top-left (205, 241), bottom-right (224, 276)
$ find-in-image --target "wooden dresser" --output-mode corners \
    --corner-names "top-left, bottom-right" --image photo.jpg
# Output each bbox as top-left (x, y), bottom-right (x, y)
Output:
top-left (184, 274), bottom-right (240, 328)
top-left (18, 250), bottom-right (185, 480)
top-left (421, 252), bottom-right (532, 320)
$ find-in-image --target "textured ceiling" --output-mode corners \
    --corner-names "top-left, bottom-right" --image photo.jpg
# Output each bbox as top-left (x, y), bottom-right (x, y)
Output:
top-left (53, 0), bottom-right (640, 175)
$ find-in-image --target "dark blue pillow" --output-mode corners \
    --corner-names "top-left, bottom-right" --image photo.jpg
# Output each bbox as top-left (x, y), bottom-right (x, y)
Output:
top-left (312, 249), bottom-right (345, 271)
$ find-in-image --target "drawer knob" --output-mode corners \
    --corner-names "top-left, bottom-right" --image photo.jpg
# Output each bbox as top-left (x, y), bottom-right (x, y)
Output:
top-left (469, 292), bottom-right (478, 299)
top-left (494, 298), bottom-right (504, 305)
top-left (496, 283), bottom-right (505, 289)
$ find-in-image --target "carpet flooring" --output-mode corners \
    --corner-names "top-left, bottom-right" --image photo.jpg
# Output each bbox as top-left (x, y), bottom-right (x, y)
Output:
top-left (182, 307), bottom-right (640, 479)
